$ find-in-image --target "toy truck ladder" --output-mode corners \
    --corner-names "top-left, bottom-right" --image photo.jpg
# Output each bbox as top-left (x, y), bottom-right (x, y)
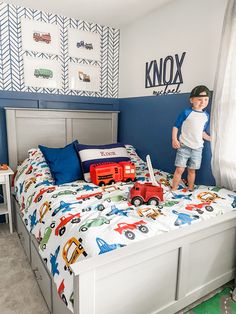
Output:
top-left (146, 155), bottom-right (161, 187)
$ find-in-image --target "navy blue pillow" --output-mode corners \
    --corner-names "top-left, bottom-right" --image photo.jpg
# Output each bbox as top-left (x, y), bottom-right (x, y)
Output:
top-left (39, 141), bottom-right (82, 185)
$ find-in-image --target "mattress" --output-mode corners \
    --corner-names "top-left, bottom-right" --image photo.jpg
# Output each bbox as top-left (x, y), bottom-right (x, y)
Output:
top-left (14, 145), bottom-right (236, 312)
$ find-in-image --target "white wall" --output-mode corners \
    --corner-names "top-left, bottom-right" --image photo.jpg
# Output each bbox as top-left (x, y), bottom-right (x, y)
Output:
top-left (119, 0), bottom-right (228, 97)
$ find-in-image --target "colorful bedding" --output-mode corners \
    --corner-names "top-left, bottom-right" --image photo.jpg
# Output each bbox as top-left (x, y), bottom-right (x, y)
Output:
top-left (14, 145), bottom-right (236, 312)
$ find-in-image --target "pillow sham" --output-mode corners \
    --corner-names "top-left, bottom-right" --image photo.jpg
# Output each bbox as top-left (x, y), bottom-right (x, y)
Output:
top-left (75, 142), bottom-right (130, 182)
top-left (39, 141), bottom-right (83, 185)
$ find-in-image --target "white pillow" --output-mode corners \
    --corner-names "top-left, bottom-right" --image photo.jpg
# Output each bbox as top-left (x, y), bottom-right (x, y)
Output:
top-left (76, 143), bottom-right (130, 182)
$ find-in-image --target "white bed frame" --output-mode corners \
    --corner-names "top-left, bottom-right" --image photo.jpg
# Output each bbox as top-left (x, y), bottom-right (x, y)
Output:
top-left (6, 107), bottom-right (236, 314)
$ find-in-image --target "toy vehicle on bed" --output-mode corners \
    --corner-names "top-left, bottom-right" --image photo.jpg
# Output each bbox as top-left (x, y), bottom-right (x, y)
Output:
top-left (130, 182), bottom-right (163, 206)
top-left (130, 155), bottom-right (164, 206)
top-left (90, 161), bottom-right (135, 186)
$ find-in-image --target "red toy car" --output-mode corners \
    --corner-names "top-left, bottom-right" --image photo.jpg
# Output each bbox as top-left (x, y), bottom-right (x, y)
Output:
top-left (90, 161), bottom-right (135, 186)
top-left (130, 182), bottom-right (163, 206)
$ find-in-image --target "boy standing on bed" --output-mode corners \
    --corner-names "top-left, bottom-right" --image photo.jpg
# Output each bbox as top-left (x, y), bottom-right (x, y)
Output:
top-left (171, 85), bottom-right (211, 191)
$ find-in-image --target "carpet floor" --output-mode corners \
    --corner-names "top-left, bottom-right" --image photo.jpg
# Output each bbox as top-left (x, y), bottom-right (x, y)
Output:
top-left (0, 223), bottom-right (49, 314)
top-left (189, 286), bottom-right (236, 314)
top-left (182, 284), bottom-right (236, 314)
top-left (177, 283), bottom-right (236, 314)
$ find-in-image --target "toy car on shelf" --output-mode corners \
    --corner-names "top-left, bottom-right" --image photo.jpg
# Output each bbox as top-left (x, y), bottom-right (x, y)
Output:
top-left (90, 161), bottom-right (135, 186)
top-left (0, 164), bottom-right (8, 170)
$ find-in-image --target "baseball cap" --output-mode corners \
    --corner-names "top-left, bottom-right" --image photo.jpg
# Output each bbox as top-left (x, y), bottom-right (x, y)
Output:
top-left (190, 85), bottom-right (211, 98)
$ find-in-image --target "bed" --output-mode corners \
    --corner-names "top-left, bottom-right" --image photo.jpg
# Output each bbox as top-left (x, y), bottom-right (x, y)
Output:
top-left (6, 107), bottom-right (236, 314)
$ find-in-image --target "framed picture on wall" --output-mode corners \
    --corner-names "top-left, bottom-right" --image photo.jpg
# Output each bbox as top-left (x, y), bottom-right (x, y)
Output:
top-left (69, 62), bottom-right (100, 92)
top-left (21, 18), bottom-right (60, 55)
top-left (68, 29), bottom-right (101, 61)
top-left (23, 56), bottom-right (61, 89)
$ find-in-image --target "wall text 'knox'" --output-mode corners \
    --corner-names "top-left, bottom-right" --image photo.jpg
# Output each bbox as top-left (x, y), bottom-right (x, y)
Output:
top-left (145, 52), bottom-right (186, 90)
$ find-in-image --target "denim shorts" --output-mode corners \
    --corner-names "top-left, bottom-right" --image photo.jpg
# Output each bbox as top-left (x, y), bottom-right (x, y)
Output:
top-left (175, 143), bottom-right (203, 170)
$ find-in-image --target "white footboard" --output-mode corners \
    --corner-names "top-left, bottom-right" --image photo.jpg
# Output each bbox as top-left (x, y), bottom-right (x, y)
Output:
top-left (71, 212), bottom-right (236, 314)
top-left (13, 194), bottom-right (236, 314)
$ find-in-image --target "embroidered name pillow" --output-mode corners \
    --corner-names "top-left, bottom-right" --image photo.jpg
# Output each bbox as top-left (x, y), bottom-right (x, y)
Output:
top-left (75, 143), bottom-right (130, 182)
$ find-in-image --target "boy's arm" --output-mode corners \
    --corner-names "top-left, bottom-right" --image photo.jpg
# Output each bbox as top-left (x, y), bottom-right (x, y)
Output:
top-left (172, 127), bottom-right (180, 149)
top-left (172, 108), bottom-right (189, 149)
top-left (203, 131), bottom-right (211, 141)
top-left (203, 113), bottom-right (211, 141)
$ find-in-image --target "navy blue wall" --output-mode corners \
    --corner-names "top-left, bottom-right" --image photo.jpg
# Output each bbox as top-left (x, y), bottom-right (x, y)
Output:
top-left (118, 93), bottom-right (215, 186)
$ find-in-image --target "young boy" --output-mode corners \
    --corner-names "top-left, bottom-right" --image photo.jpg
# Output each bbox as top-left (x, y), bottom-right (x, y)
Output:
top-left (172, 85), bottom-right (211, 191)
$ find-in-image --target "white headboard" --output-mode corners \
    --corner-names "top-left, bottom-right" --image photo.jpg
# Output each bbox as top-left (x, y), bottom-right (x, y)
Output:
top-left (5, 108), bottom-right (119, 171)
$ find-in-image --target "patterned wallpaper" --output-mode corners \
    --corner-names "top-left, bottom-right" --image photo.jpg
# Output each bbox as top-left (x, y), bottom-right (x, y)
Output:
top-left (0, 2), bottom-right (120, 97)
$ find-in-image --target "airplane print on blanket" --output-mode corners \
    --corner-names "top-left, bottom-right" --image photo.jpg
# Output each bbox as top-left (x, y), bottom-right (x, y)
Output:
top-left (14, 146), bottom-right (236, 312)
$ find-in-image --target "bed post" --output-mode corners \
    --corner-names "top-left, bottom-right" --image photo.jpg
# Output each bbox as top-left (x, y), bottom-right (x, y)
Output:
top-left (6, 109), bottom-right (18, 171)
top-left (73, 271), bottom-right (95, 314)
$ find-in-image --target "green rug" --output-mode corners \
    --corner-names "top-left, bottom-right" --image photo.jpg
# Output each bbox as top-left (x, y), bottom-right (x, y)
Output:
top-left (185, 286), bottom-right (236, 314)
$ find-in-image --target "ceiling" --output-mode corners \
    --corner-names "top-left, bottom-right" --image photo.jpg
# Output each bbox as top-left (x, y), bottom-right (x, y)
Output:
top-left (3, 0), bottom-right (174, 28)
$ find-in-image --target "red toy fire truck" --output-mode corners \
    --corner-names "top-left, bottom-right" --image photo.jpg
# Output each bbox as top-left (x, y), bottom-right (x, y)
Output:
top-left (130, 182), bottom-right (163, 206)
top-left (90, 161), bottom-right (135, 186)
top-left (130, 155), bottom-right (164, 206)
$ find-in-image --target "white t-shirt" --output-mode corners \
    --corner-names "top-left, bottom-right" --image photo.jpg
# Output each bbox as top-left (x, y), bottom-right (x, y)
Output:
top-left (174, 108), bottom-right (209, 149)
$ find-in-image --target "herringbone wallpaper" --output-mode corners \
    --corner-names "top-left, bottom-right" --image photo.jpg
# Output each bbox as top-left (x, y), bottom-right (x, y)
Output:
top-left (0, 2), bottom-right (120, 97)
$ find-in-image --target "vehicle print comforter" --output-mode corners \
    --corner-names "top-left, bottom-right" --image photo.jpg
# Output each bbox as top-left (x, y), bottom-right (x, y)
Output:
top-left (14, 145), bottom-right (236, 312)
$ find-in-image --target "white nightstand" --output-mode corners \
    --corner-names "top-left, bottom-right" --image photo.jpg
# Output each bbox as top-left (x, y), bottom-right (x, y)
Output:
top-left (0, 167), bottom-right (14, 233)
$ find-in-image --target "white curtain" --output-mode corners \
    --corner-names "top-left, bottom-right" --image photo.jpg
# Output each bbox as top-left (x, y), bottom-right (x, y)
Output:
top-left (211, 0), bottom-right (236, 191)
